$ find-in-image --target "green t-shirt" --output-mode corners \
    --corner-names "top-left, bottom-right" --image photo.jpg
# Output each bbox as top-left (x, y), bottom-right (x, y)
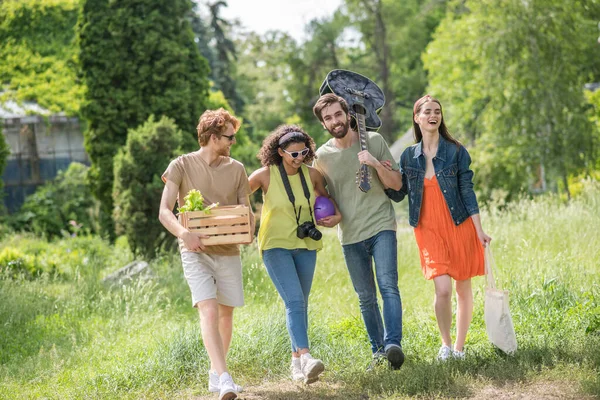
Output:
top-left (314, 131), bottom-right (400, 245)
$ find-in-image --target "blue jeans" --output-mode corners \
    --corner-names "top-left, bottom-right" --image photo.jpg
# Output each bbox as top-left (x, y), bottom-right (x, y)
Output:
top-left (262, 248), bottom-right (317, 352)
top-left (342, 230), bottom-right (403, 353)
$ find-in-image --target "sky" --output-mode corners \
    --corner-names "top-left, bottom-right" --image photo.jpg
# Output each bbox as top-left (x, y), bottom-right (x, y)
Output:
top-left (218, 0), bottom-right (343, 42)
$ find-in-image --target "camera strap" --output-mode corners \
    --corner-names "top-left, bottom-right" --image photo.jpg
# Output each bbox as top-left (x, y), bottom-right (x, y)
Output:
top-left (277, 162), bottom-right (315, 226)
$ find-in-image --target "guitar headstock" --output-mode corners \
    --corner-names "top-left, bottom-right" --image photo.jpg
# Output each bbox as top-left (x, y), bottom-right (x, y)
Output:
top-left (356, 165), bottom-right (371, 193)
top-left (319, 69), bottom-right (385, 131)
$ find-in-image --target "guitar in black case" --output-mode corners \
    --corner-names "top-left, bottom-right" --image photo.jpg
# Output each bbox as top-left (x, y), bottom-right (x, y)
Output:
top-left (319, 69), bottom-right (385, 193)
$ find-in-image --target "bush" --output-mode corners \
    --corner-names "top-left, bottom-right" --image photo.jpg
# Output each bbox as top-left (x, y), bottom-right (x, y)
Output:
top-left (14, 163), bottom-right (99, 238)
top-left (0, 233), bottom-right (128, 281)
top-left (0, 221), bottom-right (13, 241)
top-left (0, 247), bottom-right (37, 277)
top-left (113, 115), bottom-right (185, 259)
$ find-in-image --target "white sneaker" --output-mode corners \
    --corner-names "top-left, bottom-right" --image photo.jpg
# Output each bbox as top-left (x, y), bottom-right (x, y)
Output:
top-left (218, 372), bottom-right (238, 400)
top-left (300, 353), bottom-right (324, 385)
top-left (453, 349), bottom-right (465, 360)
top-left (208, 370), bottom-right (243, 393)
top-left (291, 357), bottom-right (304, 381)
top-left (437, 345), bottom-right (453, 361)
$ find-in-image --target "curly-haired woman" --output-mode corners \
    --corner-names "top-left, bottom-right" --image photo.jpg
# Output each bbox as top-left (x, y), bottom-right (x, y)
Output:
top-left (249, 125), bottom-right (341, 384)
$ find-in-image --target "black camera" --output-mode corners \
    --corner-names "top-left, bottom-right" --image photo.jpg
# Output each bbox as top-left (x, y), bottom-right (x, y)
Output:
top-left (297, 221), bottom-right (322, 241)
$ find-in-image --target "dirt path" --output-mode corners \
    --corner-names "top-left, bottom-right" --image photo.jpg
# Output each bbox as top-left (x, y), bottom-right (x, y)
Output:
top-left (191, 379), bottom-right (595, 400)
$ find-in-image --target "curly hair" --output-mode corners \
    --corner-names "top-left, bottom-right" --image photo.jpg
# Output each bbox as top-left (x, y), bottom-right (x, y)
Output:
top-left (197, 108), bottom-right (241, 146)
top-left (257, 125), bottom-right (316, 167)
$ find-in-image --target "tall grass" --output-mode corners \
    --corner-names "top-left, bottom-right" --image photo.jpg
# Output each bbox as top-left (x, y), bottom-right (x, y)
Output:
top-left (0, 181), bottom-right (599, 399)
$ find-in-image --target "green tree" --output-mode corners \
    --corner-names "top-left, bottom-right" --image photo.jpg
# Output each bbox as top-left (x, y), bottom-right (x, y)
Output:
top-left (235, 31), bottom-right (299, 139)
top-left (287, 11), bottom-right (350, 143)
top-left (206, 1), bottom-right (244, 111)
top-left (77, 0), bottom-right (210, 238)
top-left (234, 15), bottom-right (351, 147)
top-left (223, 0), bottom-right (446, 147)
top-left (344, 0), bottom-right (448, 140)
top-left (188, 1), bottom-right (215, 70)
top-left (0, 0), bottom-right (83, 115)
top-left (344, 0), bottom-right (396, 142)
top-left (424, 0), bottom-right (600, 202)
top-left (113, 116), bottom-right (185, 259)
top-left (382, 0), bottom-right (447, 132)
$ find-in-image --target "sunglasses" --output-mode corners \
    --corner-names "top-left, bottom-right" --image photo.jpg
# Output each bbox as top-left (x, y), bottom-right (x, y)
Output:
top-left (282, 147), bottom-right (310, 159)
top-left (219, 134), bottom-right (236, 142)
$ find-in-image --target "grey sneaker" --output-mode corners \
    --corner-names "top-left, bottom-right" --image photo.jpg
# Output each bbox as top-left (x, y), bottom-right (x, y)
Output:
top-left (291, 357), bottom-right (304, 381)
top-left (437, 345), bottom-right (453, 361)
top-left (367, 351), bottom-right (387, 371)
top-left (218, 372), bottom-right (238, 400)
top-left (208, 370), bottom-right (243, 393)
top-left (300, 353), bottom-right (324, 384)
top-left (385, 344), bottom-right (405, 370)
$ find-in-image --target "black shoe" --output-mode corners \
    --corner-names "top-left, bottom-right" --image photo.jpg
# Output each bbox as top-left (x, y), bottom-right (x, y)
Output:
top-left (385, 345), bottom-right (405, 370)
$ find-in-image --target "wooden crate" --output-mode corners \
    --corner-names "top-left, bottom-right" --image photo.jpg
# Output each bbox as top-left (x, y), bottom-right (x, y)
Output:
top-left (179, 205), bottom-right (252, 246)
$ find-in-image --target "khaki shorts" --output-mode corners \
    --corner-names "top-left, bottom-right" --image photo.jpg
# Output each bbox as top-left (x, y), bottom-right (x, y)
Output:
top-left (180, 251), bottom-right (244, 308)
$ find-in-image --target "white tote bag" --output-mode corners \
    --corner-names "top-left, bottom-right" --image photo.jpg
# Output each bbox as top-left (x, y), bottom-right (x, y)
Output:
top-left (484, 246), bottom-right (517, 354)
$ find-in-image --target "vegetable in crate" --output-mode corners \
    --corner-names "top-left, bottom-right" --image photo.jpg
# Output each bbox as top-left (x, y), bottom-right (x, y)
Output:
top-left (178, 189), bottom-right (219, 213)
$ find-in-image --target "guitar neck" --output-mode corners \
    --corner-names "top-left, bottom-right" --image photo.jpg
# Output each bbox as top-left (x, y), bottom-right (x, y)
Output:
top-left (354, 109), bottom-right (371, 193)
top-left (356, 112), bottom-right (368, 151)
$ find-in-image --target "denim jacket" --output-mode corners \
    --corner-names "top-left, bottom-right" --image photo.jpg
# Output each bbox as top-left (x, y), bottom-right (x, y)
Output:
top-left (385, 136), bottom-right (479, 227)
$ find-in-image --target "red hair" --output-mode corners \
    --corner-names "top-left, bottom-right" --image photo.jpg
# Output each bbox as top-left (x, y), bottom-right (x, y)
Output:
top-left (197, 108), bottom-right (240, 146)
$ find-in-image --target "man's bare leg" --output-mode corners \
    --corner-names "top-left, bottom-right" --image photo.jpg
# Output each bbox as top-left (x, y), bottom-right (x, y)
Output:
top-left (197, 299), bottom-right (227, 374)
top-left (218, 304), bottom-right (234, 356)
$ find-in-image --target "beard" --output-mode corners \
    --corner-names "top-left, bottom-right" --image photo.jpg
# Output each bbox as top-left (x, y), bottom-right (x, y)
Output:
top-left (216, 145), bottom-right (231, 157)
top-left (327, 120), bottom-right (350, 139)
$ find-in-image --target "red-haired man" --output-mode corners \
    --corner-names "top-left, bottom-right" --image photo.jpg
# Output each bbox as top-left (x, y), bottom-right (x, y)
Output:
top-left (159, 108), bottom-right (254, 400)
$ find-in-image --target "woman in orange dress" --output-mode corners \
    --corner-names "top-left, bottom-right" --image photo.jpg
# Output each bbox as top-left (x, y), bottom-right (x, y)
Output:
top-left (386, 95), bottom-right (492, 360)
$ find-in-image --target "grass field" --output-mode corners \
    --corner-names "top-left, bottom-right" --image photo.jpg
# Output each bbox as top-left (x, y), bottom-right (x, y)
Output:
top-left (1, 180), bottom-right (599, 399)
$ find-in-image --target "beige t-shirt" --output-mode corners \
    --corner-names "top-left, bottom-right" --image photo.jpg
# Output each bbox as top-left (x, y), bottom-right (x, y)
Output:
top-left (162, 151), bottom-right (251, 255)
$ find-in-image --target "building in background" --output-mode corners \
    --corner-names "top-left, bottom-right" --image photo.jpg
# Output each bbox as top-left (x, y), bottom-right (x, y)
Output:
top-left (1, 100), bottom-right (88, 212)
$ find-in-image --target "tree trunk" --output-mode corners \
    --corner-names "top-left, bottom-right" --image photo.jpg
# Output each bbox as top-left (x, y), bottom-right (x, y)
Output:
top-left (562, 172), bottom-right (571, 201)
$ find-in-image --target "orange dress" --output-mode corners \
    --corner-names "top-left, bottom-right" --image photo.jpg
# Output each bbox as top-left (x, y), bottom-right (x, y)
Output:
top-left (413, 175), bottom-right (484, 280)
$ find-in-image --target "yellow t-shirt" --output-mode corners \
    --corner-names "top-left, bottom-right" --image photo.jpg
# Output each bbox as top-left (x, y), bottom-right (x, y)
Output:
top-left (162, 151), bottom-right (251, 256)
top-left (258, 164), bottom-right (323, 252)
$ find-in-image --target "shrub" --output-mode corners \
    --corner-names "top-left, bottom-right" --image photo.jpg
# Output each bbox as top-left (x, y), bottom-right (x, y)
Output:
top-left (15, 162), bottom-right (99, 238)
top-left (113, 115), bottom-right (185, 259)
top-left (0, 247), bottom-right (38, 277)
top-left (0, 233), bottom-right (128, 281)
top-left (0, 221), bottom-right (13, 240)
